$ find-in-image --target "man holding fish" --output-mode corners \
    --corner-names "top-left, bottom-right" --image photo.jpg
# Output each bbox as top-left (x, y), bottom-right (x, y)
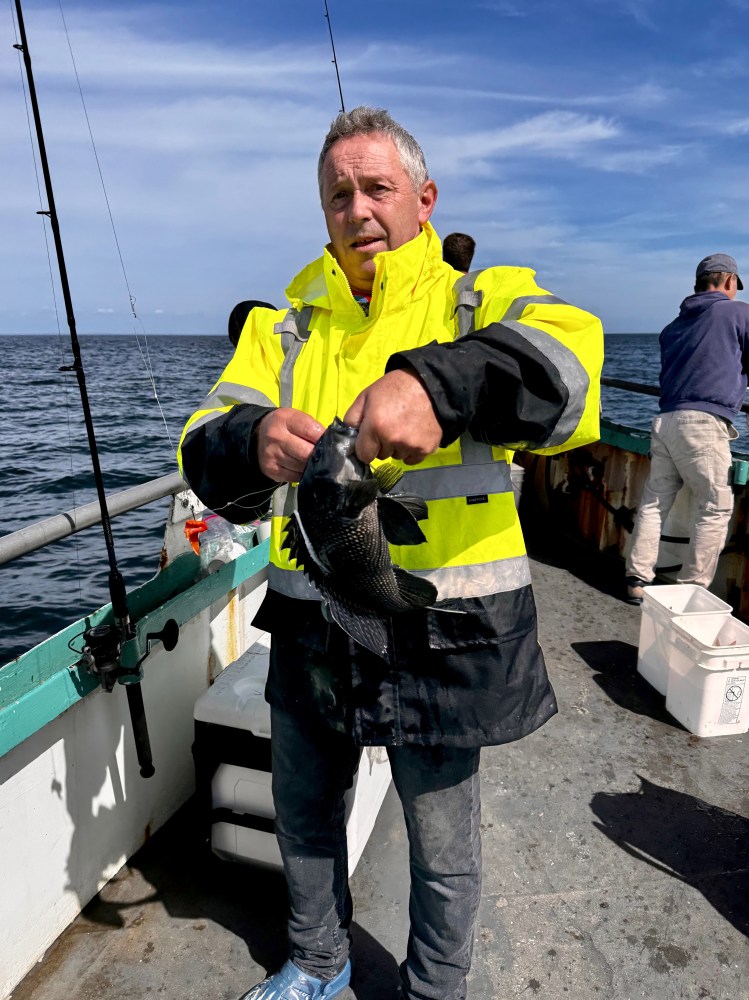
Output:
top-left (179, 107), bottom-right (603, 1000)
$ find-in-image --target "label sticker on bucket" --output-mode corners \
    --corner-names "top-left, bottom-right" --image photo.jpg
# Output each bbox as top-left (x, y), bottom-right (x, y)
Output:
top-left (718, 676), bottom-right (745, 726)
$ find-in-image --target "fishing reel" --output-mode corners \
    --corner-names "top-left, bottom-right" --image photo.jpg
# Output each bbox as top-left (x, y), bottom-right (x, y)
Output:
top-left (81, 618), bottom-right (179, 779)
top-left (82, 619), bottom-right (179, 689)
top-left (82, 624), bottom-right (123, 691)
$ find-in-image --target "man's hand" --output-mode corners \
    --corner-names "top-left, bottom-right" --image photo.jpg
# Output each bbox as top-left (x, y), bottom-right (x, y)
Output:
top-left (344, 369), bottom-right (442, 465)
top-left (255, 408), bottom-right (325, 482)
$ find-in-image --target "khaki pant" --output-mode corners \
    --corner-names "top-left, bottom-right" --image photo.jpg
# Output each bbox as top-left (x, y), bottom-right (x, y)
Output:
top-left (626, 410), bottom-right (737, 588)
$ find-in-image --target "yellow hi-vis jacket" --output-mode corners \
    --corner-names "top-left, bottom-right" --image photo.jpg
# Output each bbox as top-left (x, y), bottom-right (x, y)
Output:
top-left (178, 223), bottom-right (603, 746)
top-left (179, 222), bottom-right (601, 603)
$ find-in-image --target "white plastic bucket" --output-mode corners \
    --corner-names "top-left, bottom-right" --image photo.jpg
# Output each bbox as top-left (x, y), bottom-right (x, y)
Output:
top-left (666, 614), bottom-right (749, 737)
top-left (636, 585), bottom-right (732, 695)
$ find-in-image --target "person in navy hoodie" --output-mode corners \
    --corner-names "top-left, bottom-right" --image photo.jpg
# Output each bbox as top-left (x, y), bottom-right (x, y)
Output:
top-left (625, 253), bottom-right (749, 604)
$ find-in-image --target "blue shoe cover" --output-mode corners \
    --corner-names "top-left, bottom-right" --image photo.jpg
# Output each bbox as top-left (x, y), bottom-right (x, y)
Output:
top-left (240, 958), bottom-right (351, 1000)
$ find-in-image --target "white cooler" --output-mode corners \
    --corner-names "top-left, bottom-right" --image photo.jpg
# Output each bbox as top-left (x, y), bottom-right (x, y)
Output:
top-left (636, 585), bottom-right (732, 695)
top-left (193, 633), bottom-right (392, 874)
top-left (666, 614), bottom-right (749, 738)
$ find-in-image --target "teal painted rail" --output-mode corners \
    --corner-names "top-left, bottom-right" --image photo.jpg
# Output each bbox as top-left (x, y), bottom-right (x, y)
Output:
top-left (0, 538), bottom-right (270, 759)
top-left (600, 418), bottom-right (651, 456)
top-left (600, 418), bottom-right (749, 475)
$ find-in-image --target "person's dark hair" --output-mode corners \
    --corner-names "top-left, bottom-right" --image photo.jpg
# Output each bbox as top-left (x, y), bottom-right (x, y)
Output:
top-left (442, 232), bottom-right (476, 272)
top-left (694, 271), bottom-right (731, 294)
top-left (318, 106), bottom-right (429, 197)
top-left (228, 300), bottom-right (276, 347)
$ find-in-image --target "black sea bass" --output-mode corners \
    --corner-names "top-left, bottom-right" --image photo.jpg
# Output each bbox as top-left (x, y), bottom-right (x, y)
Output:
top-left (282, 417), bottom-right (437, 659)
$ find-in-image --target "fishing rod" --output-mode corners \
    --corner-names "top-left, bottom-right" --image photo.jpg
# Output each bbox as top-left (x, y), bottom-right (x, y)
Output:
top-left (12, 0), bottom-right (174, 778)
top-left (323, 0), bottom-right (345, 113)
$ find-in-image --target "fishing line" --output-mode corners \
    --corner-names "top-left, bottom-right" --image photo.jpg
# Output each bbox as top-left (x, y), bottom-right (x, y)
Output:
top-left (323, 0), bottom-right (345, 113)
top-left (57, 0), bottom-right (175, 456)
top-left (210, 485), bottom-right (280, 515)
top-left (9, 0), bottom-right (84, 604)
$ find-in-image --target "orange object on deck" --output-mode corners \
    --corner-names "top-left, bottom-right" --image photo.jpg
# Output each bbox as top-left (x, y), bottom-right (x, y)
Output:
top-left (184, 519), bottom-right (208, 555)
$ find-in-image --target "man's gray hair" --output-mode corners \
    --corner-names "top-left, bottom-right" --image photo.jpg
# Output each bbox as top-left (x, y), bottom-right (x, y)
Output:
top-left (318, 106), bottom-right (429, 197)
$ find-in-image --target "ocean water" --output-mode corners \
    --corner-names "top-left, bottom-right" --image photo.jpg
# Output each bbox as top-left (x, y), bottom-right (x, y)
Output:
top-left (1, 334), bottom-right (235, 664)
top-left (1, 332), bottom-right (747, 664)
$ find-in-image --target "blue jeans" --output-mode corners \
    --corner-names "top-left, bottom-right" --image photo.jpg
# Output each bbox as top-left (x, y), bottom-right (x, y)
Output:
top-left (270, 708), bottom-right (482, 1000)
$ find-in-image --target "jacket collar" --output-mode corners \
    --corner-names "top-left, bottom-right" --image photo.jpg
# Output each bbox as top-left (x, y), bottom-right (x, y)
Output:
top-left (285, 222), bottom-right (446, 323)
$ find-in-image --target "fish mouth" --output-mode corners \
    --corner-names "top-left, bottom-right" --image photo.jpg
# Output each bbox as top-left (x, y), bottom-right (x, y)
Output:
top-left (331, 416), bottom-right (357, 432)
top-left (329, 416), bottom-right (359, 444)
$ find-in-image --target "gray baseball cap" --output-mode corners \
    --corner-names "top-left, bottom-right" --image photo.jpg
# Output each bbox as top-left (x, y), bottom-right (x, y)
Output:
top-left (696, 252), bottom-right (743, 290)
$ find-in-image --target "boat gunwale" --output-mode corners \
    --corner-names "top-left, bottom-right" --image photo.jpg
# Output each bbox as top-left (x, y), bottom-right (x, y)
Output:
top-left (0, 538), bottom-right (270, 759)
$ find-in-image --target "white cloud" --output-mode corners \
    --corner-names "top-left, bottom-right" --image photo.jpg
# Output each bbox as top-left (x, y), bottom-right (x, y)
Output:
top-left (594, 144), bottom-right (685, 173)
top-left (473, 111), bottom-right (620, 155)
top-left (476, 1), bottom-right (530, 15)
top-left (616, 0), bottom-right (658, 29)
top-left (618, 82), bottom-right (671, 109)
top-left (427, 112), bottom-right (620, 182)
top-left (723, 118), bottom-right (749, 136)
top-left (691, 54), bottom-right (749, 80)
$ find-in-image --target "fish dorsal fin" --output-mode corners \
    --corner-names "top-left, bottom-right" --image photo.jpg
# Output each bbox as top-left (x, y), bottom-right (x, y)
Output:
top-left (377, 495), bottom-right (428, 545)
top-left (373, 461), bottom-right (404, 494)
top-left (280, 511), bottom-right (306, 565)
top-left (393, 567), bottom-right (438, 607)
top-left (339, 477), bottom-right (380, 517)
top-left (322, 589), bottom-right (390, 661)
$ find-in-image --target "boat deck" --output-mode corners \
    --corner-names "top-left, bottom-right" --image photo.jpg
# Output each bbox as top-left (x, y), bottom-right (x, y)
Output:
top-left (10, 545), bottom-right (749, 1000)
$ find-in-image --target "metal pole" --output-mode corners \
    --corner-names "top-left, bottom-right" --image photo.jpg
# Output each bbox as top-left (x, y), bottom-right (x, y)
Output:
top-left (0, 473), bottom-right (187, 567)
top-left (601, 376), bottom-right (749, 415)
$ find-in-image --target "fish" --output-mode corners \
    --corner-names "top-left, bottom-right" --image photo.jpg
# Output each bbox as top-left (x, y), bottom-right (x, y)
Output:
top-left (281, 417), bottom-right (437, 659)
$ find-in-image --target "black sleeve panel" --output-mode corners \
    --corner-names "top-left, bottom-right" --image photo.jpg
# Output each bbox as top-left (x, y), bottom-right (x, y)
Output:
top-left (180, 403), bottom-right (279, 523)
top-left (386, 322), bottom-right (569, 449)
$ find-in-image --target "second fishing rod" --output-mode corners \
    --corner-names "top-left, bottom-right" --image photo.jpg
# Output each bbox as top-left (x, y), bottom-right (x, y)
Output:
top-left (12, 0), bottom-right (165, 778)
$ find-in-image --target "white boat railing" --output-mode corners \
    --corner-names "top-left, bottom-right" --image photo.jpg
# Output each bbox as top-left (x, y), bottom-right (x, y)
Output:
top-left (0, 472), bottom-right (187, 567)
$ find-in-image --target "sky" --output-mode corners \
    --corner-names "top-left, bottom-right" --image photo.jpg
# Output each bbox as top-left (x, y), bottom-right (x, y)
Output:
top-left (2, 0), bottom-right (748, 336)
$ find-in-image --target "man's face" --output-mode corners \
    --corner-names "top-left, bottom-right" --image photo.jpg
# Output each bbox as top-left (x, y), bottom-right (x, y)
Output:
top-left (320, 133), bottom-right (437, 292)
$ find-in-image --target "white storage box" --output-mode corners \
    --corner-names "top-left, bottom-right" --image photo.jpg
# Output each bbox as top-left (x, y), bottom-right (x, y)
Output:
top-left (636, 585), bottom-right (732, 695)
top-left (193, 633), bottom-right (392, 874)
top-left (666, 614), bottom-right (749, 737)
